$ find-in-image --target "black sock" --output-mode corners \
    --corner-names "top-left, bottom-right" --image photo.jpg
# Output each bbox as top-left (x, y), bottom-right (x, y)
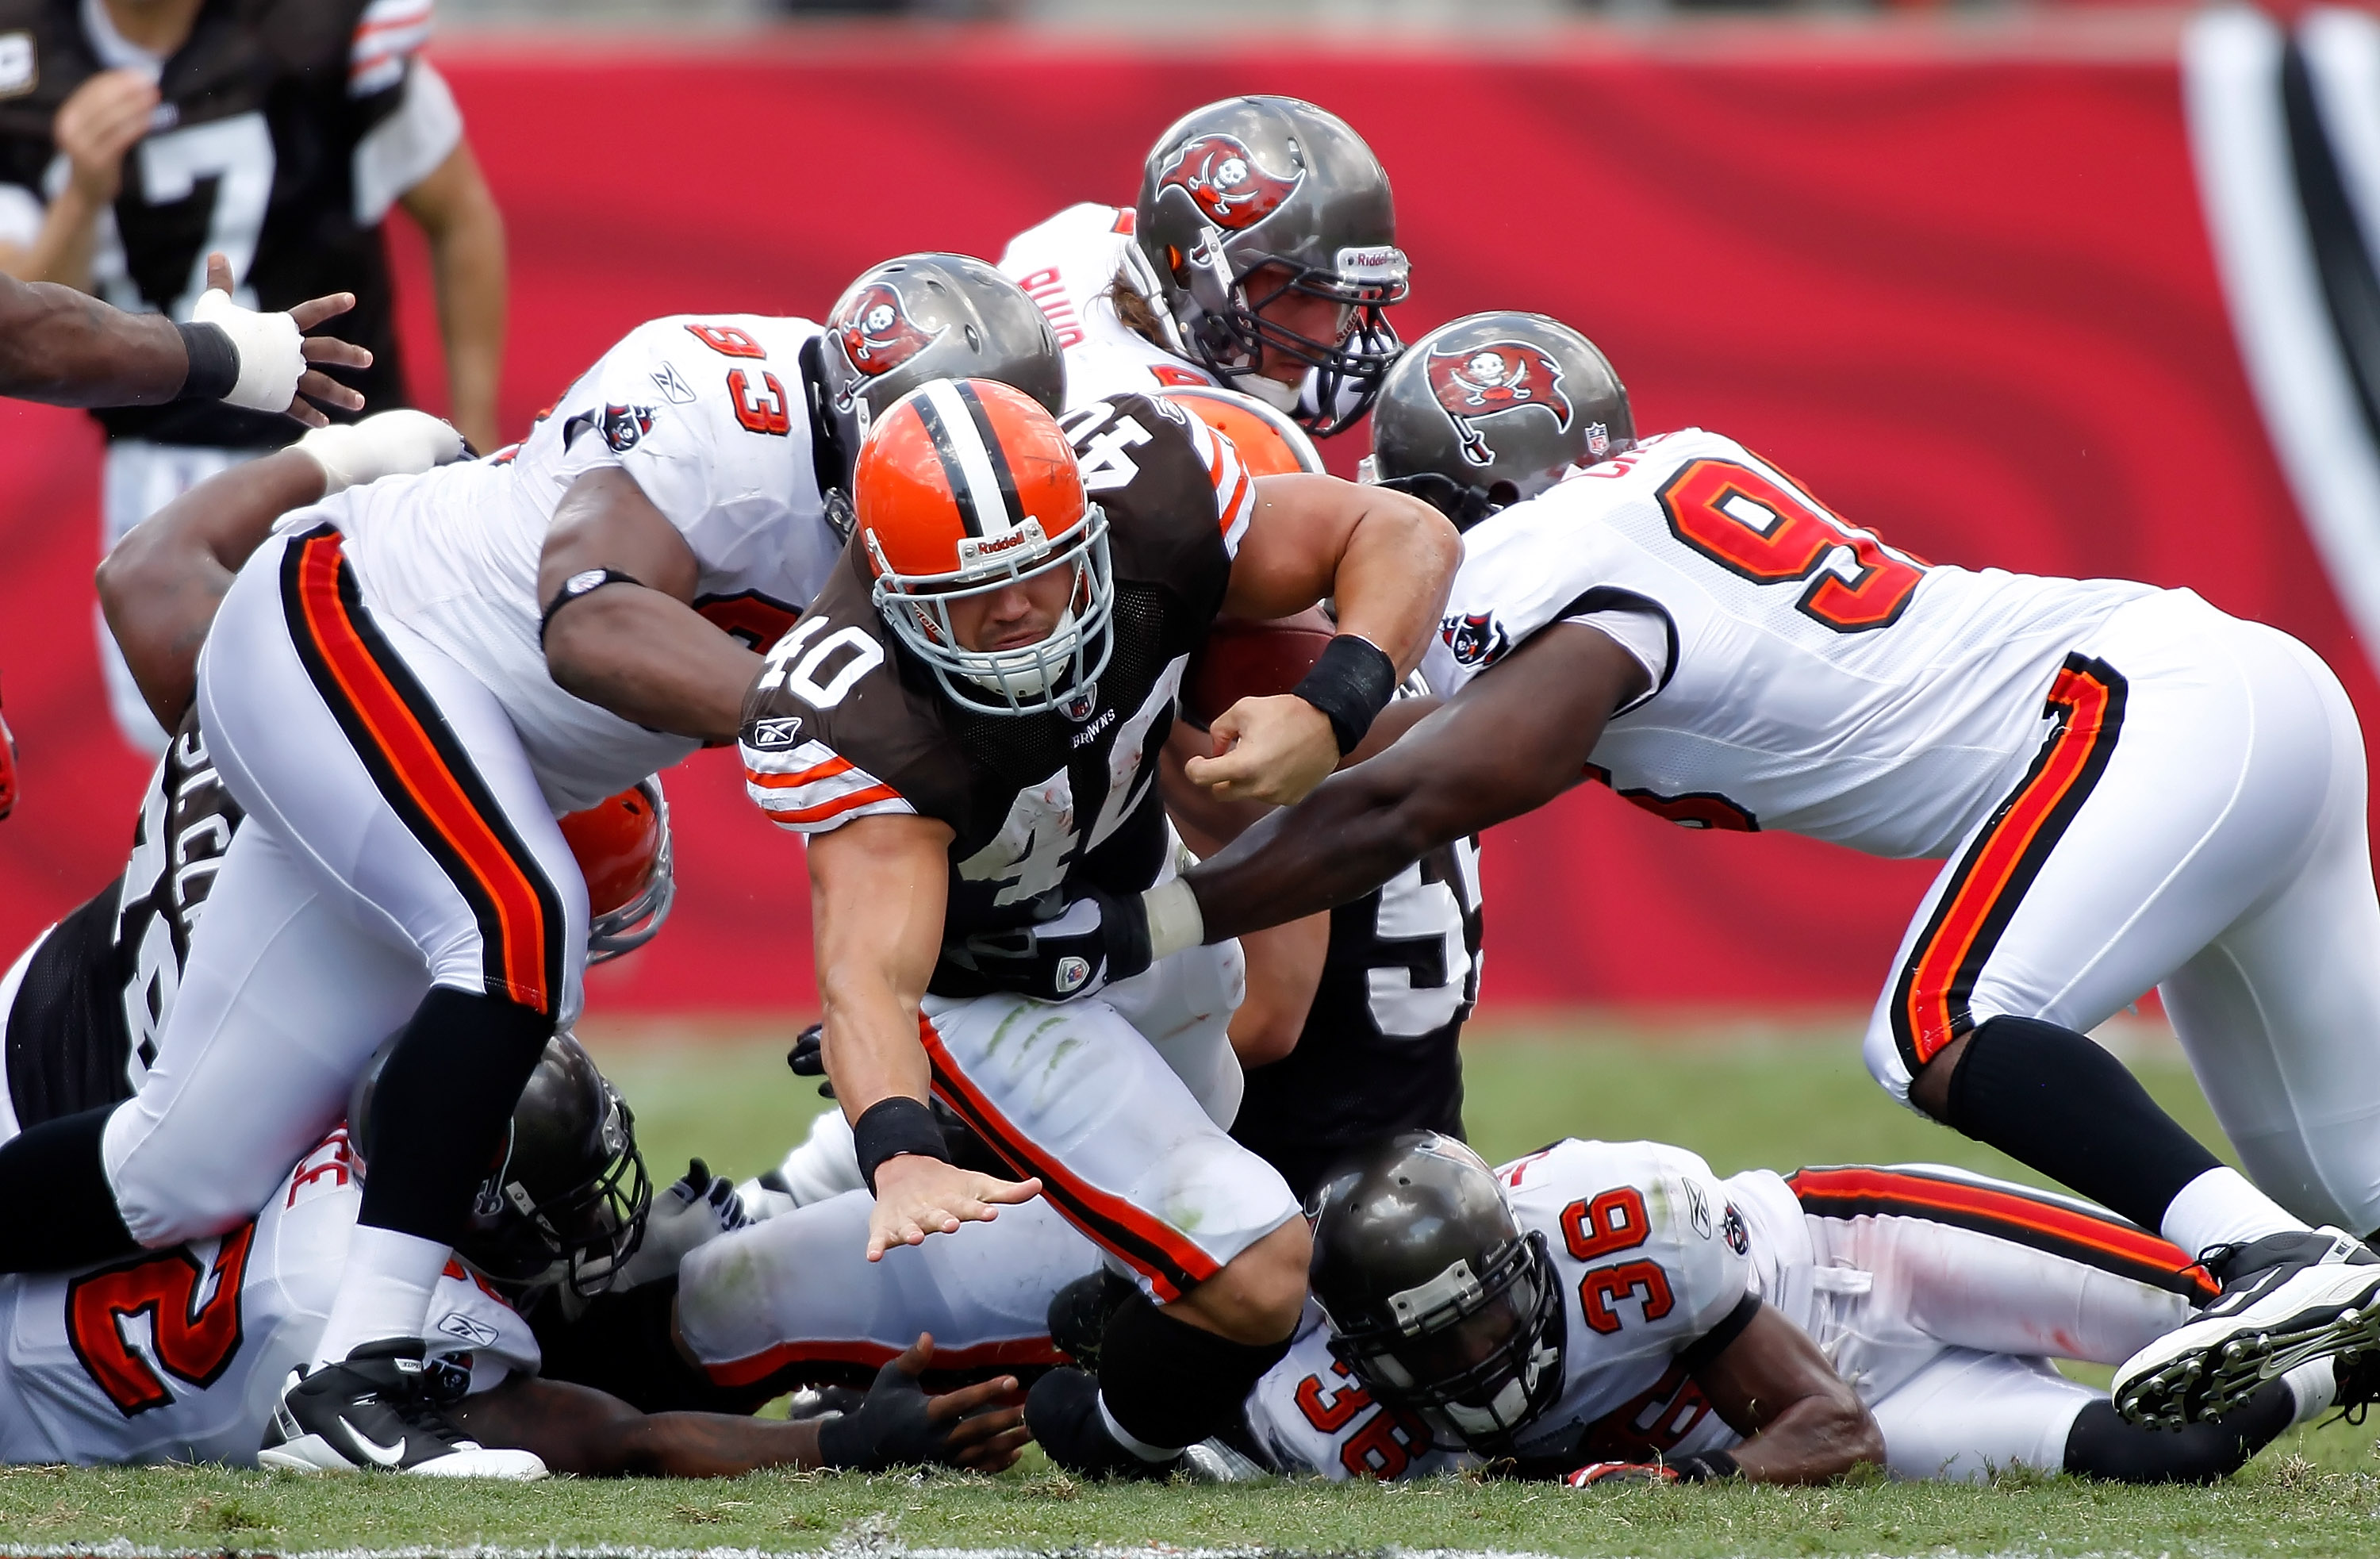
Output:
top-left (356, 988), bottom-right (552, 1245)
top-left (2063, 1378), bottom-right (2295, 1483)
top-left (1098, 1292), bottom-right (1292, 1451)
top-left (0, 1105), bottom-right (136, 1272)
top-left (1944, 1016), bottom-right (2221, 1233)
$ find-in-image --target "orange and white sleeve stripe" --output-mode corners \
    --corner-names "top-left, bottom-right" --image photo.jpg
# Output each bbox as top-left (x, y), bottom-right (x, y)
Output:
top-left (741, 737), bottom-right (914, 834)
top-left (350, 0), bottom-right (432, 96)
top-left (1186, 418), bottom-right (1257, 559)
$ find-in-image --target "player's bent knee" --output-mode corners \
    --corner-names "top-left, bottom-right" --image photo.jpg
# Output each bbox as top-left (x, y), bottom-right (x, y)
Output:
top-left (1173, 1215), bottom-right (1310, 1343)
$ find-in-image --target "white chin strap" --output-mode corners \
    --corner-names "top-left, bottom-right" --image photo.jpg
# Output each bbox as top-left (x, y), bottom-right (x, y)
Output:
top-left (1239, 374), bottom-right (1303, 413)
top-left (1441, 1376), bottom-right (1534, 1438)
top-left (960, 608), bottom-right (1080, 697)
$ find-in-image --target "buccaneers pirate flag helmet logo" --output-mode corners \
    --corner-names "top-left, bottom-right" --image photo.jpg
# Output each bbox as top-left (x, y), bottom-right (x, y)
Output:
top-left (831, 282), bottom-right (944, 409)
top-left (1426, 340), bottom-right (1575, 467)
top-left (1154, 133), bottom-right (1303, 235)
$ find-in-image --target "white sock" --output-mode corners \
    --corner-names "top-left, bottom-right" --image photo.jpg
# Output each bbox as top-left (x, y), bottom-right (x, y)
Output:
top-left (311, 1225), bottom-right (450, 1369)
top-left (2159, 1167), bottom-right (2304, 1261)
top-left (1097, 1392), bottom-right (1186, 1462)
top-left (2283, 1358), bottom-right (2340, 1425)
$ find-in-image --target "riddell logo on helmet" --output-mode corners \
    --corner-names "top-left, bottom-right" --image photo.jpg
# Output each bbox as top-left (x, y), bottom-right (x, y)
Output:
top-left (1154, 134), bottom-right (1303, 234)
top-left (831, 283), bottom-right (943, 409)
top-left (1426, 341), bottom-right (1573, 467)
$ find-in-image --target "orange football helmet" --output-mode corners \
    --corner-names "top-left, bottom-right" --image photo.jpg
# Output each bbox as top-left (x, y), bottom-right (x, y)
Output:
top-left (559, 777), bottom-right (673, 964)
top-left (1155, 385), bottom-right (1324, 477)
top-left (855, 378), bottom-right (1115, 716)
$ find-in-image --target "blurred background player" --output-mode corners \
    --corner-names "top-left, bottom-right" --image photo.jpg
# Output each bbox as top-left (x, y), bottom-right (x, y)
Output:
top-left (0, 0), bottom-right (507, 752)
top-left (999, 94), bottom-right (1405, 436)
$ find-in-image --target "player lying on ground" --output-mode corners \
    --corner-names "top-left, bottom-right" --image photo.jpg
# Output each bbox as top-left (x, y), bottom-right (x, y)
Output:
top-left (1000, 96), bottom-right (1403, 438)
top-left (737, 375), bottom-right (1458, 1480)
top-left (977, 309), bottom-right (2380, 1430)
top-left (647, 1121), bottom-right (2351, 1484)
top-left (0, 253), bottom-right (368, 419)
top-left (0, 1021), bottom-right (1022, 1476)
top-left (0, 255), bottom-right (1070, 1477)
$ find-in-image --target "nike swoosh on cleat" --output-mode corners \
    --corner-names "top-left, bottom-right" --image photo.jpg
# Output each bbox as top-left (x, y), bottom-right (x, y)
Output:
top-left (340, 1419), bottom-right (407, 1467)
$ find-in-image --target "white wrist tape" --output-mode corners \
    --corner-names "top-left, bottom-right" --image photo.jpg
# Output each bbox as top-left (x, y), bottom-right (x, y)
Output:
top-left (191, 289), bottom-right (305, 413)
top-left (1141, 877), bottom-right (1206, 962)
top-left (295, 411), bottom-right (466, 497)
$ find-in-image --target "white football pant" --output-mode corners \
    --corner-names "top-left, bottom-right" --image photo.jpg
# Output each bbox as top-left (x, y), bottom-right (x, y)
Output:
top-left (1863, 589), bottom-right (2380, 1233)
top-left (100, 524), bottom-right (586, 1246)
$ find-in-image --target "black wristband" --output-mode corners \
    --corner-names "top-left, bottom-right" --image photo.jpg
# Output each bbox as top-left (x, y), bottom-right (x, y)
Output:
top-left (853, 1096), bottom-right (953, 1194)
top-left (538, 567), bottom-right (645, 645)
top-left (173, 321), bottom-right (240, 403)
top-left (1669, 1449), bottom-right (1740, 1483)
top-left (1291, 634), bottom-right (1398, 755)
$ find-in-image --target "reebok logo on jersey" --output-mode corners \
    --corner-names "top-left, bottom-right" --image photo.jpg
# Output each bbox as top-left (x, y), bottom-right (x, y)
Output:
top-left (650, 361), bottom-right (697, 405)
top-left (437, 1312), bottom-right (501, 1348)
top-left (1442, 611), bottom-right (1511, 669)
top-left (747, 716), bottom-right (805, 750)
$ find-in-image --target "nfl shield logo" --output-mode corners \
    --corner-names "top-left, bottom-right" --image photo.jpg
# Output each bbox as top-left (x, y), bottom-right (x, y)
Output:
top-left (1056, 956), bottom-right (1092, 995)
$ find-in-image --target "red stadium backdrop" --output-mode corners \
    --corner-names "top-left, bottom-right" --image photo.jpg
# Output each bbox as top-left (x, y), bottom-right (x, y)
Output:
top-left (0, 23), bottom-right (2348, 1020)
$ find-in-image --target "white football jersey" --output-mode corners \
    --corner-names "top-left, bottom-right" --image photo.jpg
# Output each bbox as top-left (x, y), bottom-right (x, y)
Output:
top-left (1435, 429), bottom-right (2157, 859)
top-left (1242, 1138), bottom-right (1755, 1478)
top-left (329, 314), bottom-right (843, 812)
top-left (0, 1129), bottom-right (537, 1467)
top-left (998, 203), bottom-right (1222, 410)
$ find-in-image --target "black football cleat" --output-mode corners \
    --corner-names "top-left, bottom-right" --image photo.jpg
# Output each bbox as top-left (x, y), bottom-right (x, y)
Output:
top-left (2113, 1228), bottom-right (2380, 1427)
top-left (259, 1338), bottom-right (544, 1478)
top-left (1024, 1366), bottom-right (1184, 1480)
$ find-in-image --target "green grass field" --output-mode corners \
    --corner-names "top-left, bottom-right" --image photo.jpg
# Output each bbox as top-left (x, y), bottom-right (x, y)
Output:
top-left (8, 1016), bottom-right (2377, 1557)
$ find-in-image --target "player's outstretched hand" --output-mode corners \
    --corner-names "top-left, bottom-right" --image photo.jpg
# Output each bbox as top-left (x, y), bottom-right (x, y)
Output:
top-left (817, 1334), bottom-right (1030, 1473)
top-left (199, 253), bottom-right (371, 426)
top-left (1186, 692), bottom-right (1338, 806)
top-left (866, 1154), bottom-right (1041, 1262)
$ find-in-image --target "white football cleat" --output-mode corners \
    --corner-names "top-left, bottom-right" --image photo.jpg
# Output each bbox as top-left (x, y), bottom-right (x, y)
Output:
top-left (2113, 1227), bottom-right (2380, 1427)
top-left (259, 1338), bottom-right (546, 1479)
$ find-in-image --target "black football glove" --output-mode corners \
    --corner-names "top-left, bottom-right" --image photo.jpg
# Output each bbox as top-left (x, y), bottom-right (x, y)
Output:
top-left (945, 887), bottom-right (1152, 1003)
top-left (786, 1023), bottom-right (832, 1098)
top-left (816, 1354), bottom-right (958, 1472)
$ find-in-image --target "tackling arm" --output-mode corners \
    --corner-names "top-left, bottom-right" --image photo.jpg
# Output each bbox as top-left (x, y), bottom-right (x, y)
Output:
top-left (1688, 1301), bottom-right (1885, 1484)
top-left (539, 468), bottom-right (766, 743)
top-left (452, 1335), bottom-right (1028, 1476)
top-left (808, 813), bottom-right (1041, 1259)
top-left (96, 451), bottom-right (329, 731)
top-left (1184, 624), bottom-right (1645, 942)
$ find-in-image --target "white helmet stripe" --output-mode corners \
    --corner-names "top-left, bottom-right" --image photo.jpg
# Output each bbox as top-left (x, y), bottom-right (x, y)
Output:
top-left (916, 379), bottom-right (1018, 537)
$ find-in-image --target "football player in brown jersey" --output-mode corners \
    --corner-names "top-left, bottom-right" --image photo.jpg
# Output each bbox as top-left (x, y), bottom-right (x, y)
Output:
top-left (738, 377), bottom-right (1456, 1477)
